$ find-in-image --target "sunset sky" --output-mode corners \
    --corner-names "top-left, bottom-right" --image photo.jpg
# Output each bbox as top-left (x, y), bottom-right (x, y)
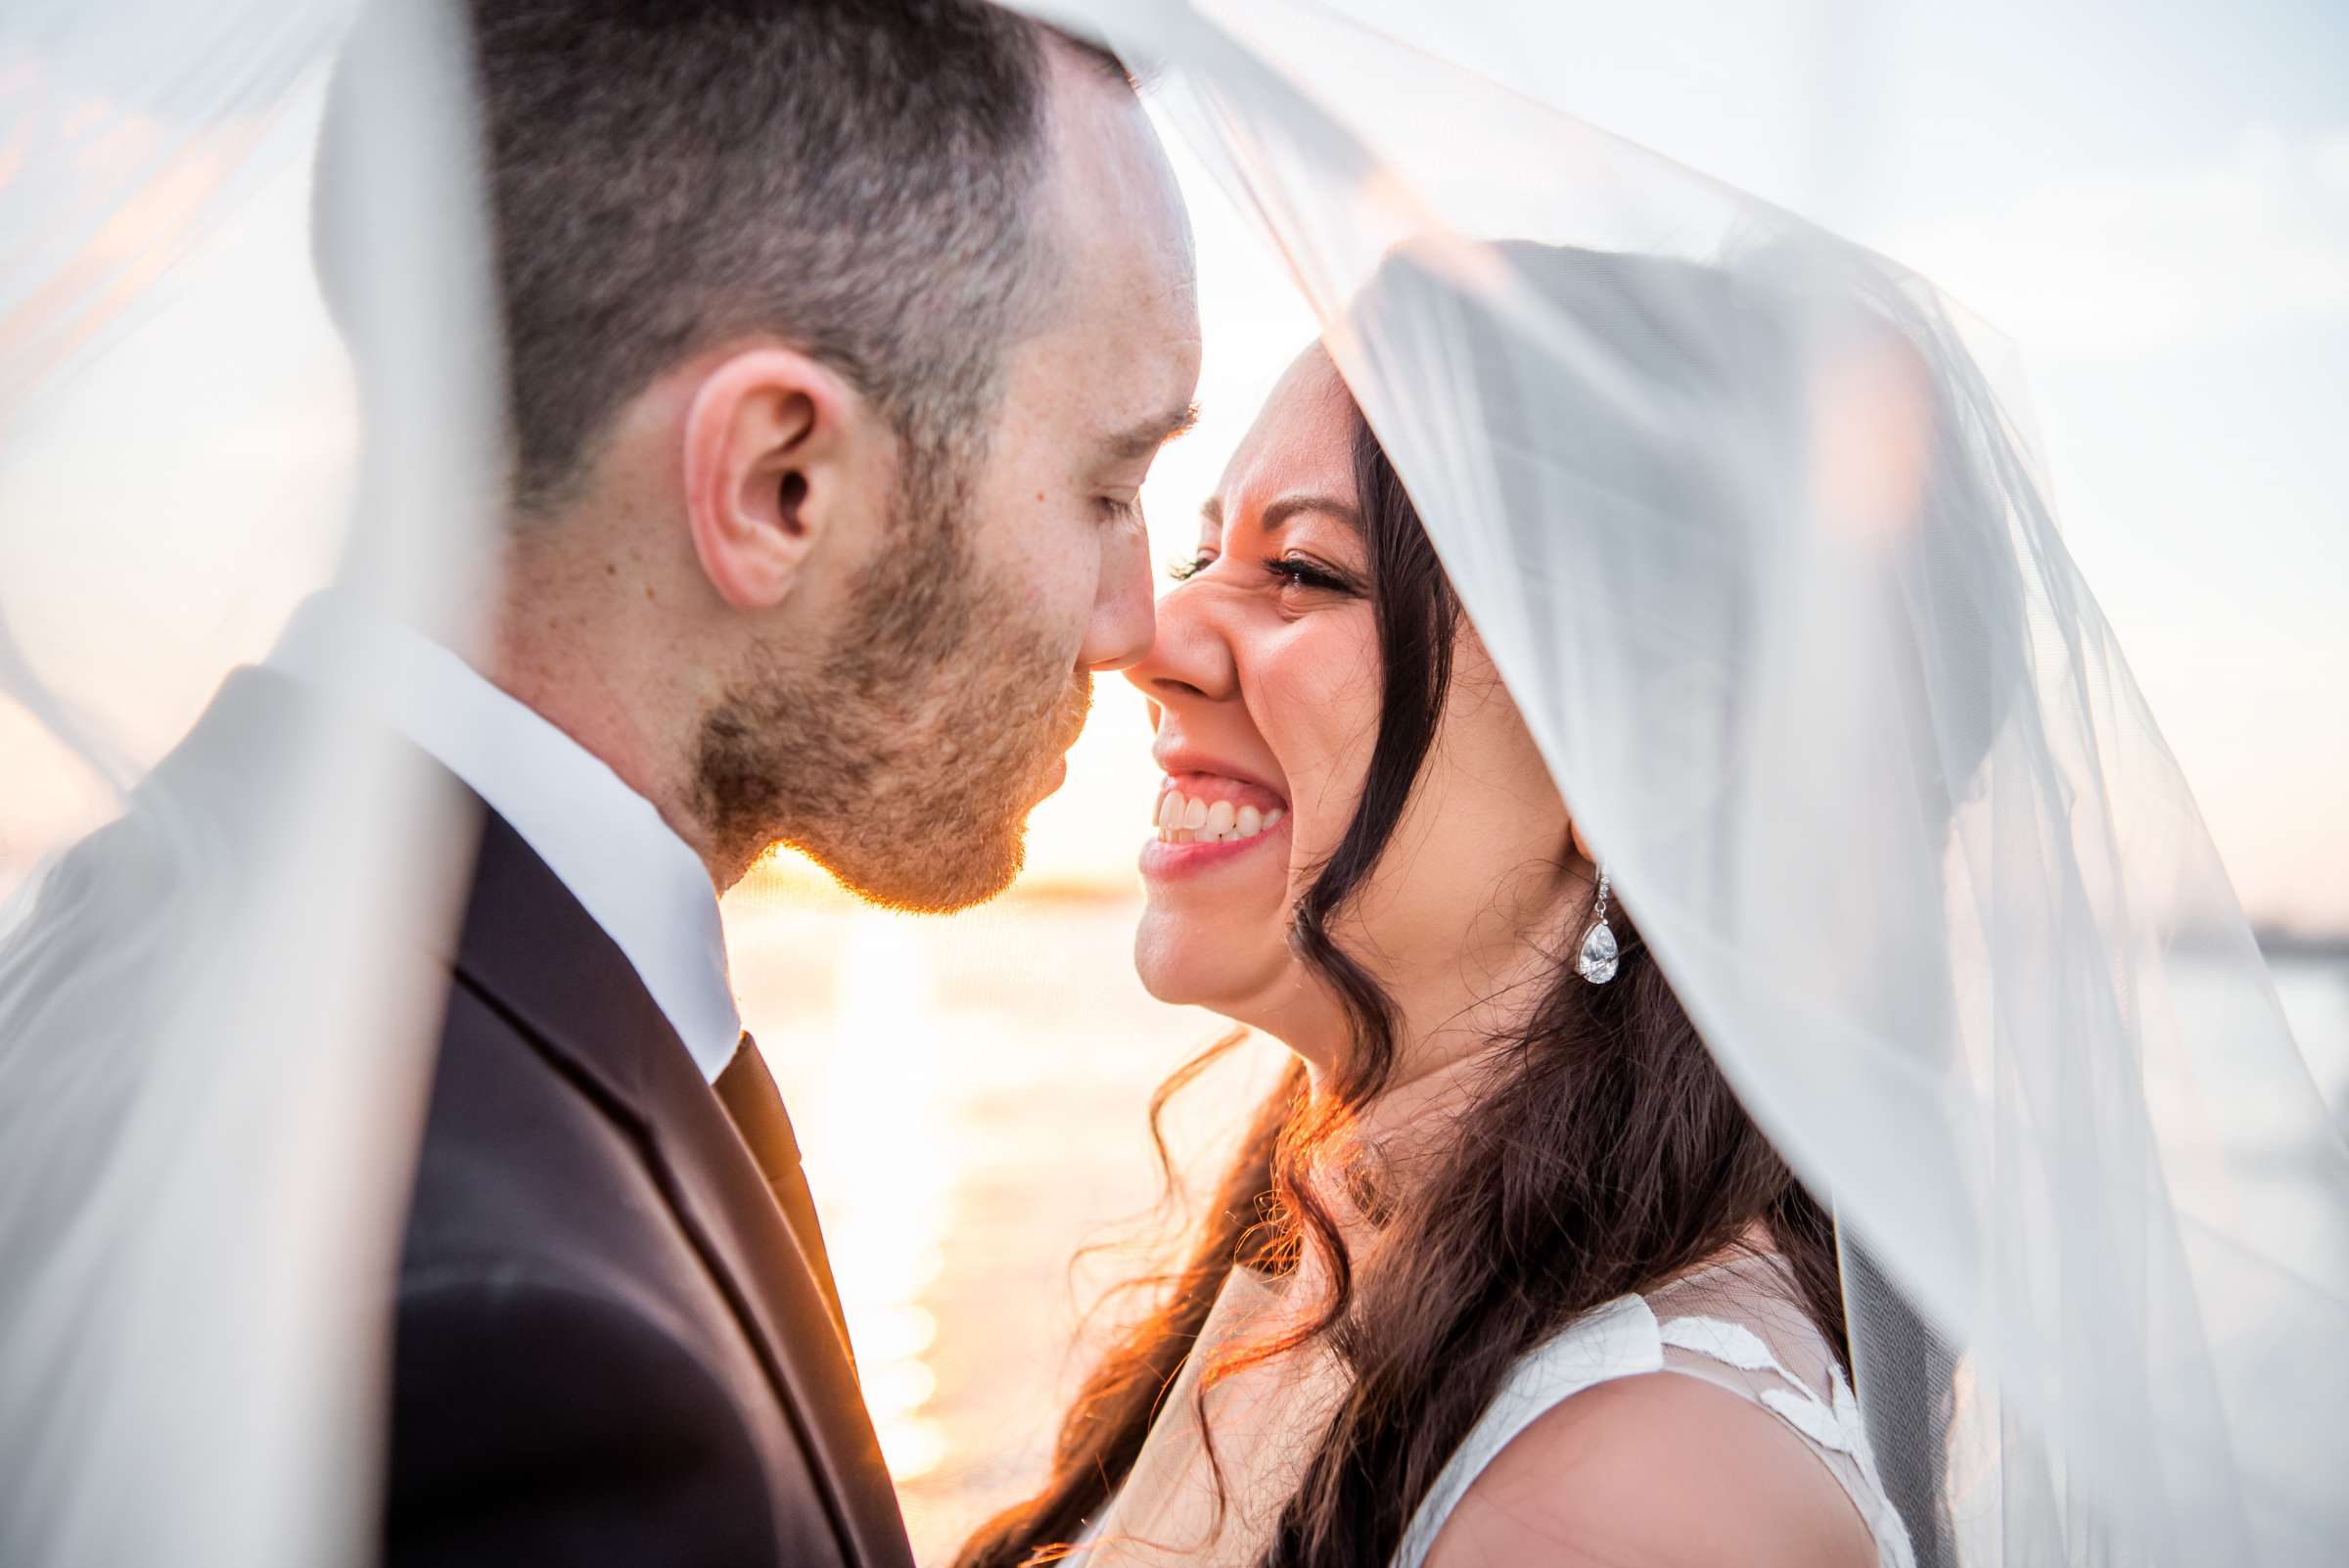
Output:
top-left (3, 0), bottom-right (2343, 930)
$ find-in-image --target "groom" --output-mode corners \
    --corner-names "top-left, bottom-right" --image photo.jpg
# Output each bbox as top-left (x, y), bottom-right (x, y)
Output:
top-left (295, 3), bottom-right (1196, 1565)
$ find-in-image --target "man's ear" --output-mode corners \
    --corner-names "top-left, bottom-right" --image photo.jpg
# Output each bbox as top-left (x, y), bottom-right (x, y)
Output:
top-left (680, 345), bottom-right (864, 611)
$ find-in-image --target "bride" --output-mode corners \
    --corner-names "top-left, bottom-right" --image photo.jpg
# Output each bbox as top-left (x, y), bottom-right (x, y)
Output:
top-left (957, 247), bottom-right (1929, 1568)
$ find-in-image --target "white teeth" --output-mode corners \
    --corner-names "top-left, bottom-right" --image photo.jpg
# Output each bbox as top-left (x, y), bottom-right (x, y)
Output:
top-left (1151, 789), bottom-right (1290, 846)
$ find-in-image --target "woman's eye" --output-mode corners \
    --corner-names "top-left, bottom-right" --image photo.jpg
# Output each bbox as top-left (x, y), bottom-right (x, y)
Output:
top-left (1096, 494), bottom-right (1145, 525)
top-left (1167, 552), bottom-right (1355, 591)
top-left (1266, 554), bottom-right (1354, 594)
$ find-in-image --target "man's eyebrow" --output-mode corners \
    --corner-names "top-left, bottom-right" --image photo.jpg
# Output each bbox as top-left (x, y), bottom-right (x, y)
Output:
top-left (1105, 400), bottom-right (1201, 463)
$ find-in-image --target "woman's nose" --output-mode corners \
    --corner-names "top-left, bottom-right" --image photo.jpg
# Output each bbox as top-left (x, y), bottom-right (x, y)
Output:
top-left (1123, 578), bottom-right (1239, 706)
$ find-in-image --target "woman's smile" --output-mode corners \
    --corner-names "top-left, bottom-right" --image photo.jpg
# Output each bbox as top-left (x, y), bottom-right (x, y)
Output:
top-left (1139, 769), bottom-right (1290, 880)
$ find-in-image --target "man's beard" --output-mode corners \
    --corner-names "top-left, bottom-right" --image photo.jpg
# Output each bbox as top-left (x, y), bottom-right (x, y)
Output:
top-left (692, 458), bottom-right (1090, 910)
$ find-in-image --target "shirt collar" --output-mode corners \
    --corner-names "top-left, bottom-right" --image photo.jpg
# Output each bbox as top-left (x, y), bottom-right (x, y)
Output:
top-left (266, 591), bottom-right (743, 1083)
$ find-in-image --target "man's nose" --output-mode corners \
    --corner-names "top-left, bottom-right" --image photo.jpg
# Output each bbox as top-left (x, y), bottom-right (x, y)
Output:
top-left (1080, 517), bottom-right (1157, 673)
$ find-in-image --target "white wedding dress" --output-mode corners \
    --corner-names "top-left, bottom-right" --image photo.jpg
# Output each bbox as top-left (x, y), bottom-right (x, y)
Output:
top-left (1074, 1250), bottom-right (1914, 1568)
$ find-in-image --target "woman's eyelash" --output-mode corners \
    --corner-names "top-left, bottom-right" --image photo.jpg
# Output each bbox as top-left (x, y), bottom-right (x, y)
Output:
top-left (1167, 553), bottom-right (1356, 591)
top-left (1266, 555), bottom-right (1353, 593)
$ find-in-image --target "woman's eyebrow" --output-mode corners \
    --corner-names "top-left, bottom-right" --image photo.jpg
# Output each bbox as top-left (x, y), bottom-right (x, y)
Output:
top-left (1200, 493), bottom-right (1361, 532)
top-left (1260, 493), bottom-right (1361, 532)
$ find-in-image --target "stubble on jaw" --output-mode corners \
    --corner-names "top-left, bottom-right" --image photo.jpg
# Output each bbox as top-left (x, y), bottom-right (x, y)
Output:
top-left (692, 461), bottom-right (1089, 911)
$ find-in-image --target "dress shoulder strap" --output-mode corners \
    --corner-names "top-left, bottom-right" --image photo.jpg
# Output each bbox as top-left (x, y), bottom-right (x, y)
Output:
top-left (1390, 1268), bottom-right (1917, 1568)
top-left (1392, 1292), bottom-right (1664, 1567)
top-left (1648, 1310), bottom-right (1917, 1568)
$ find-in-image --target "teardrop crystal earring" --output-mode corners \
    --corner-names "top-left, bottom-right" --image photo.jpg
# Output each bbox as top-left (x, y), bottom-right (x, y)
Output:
top-left (1577, 867), bottom-right (1620, 985)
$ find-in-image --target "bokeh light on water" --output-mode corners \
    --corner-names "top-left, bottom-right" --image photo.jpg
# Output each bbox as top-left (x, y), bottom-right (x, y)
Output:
top-left (724, 859), bottom-right (1286, 1564)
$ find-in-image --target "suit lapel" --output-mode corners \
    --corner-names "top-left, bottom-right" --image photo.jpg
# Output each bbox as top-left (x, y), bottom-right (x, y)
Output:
top-left (156, 669), bottom-right (912, 1568)
top-left (715, 1036), bottom-right (856, 1360)
top-left (451, 809), bottom-right (913, 1568)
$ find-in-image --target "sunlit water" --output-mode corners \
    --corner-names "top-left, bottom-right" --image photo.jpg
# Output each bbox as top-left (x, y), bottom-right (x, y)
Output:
top-left (726, 882), bottom-right (1284, 1565)
top-left (725, 878), bottom-right (2349, 1567)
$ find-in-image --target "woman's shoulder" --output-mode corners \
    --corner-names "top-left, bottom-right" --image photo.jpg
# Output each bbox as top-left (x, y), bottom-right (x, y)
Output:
top-left (1421, 1363), bottom-right (1879, 1568)
top-left (1407, 1260), bottom-right (1895, 1568)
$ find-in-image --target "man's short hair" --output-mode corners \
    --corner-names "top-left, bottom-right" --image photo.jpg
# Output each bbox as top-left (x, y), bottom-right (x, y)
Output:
top-left (323, 0), bottom-right (1128, 512)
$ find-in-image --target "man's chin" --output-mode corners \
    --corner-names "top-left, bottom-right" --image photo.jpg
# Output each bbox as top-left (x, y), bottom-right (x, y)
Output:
top-left (809, 824), bottom-right (1028, 915)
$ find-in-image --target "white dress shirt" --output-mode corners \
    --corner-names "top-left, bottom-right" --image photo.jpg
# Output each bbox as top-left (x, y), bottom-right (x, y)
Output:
top-left (267, 592), bottom-right (743, 1083)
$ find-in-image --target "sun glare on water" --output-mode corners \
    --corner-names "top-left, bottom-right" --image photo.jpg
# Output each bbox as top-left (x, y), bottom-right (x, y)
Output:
top-left (724, 838), bottom-right (1283, 1558)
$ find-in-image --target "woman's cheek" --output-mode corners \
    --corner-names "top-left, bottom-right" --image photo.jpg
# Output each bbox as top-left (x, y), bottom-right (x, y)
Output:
top-left (1258, 630), bottom-right (1382, 869)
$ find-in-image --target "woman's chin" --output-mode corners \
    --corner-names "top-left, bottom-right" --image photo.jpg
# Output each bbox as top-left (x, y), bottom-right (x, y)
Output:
top-left (1131, 909), bottom-right (1272, 1014)
top-left (1130, 913), bottom-right (1200, 1005)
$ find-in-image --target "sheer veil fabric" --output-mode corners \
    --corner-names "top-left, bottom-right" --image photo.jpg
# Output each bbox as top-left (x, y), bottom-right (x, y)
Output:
top-left (0, 4), bottom-right (2340, 1568)
top-left (0, 3), bottom-right (499, 1566)
top-left (1018, 3), bottom-right (2348, 1564)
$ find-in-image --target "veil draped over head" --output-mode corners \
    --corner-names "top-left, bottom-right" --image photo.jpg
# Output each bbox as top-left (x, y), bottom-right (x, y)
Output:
top-left (0, 2), bottom-right (499, 1565)
top-left (1013, 4), bottom-right (2349, 1565)
top-left (0, 2), bottom-right (2341, 1567)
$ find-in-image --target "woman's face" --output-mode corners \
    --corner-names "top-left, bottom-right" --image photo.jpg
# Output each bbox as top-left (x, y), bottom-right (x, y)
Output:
top-left (1126, 349), bottom-right (1582, 1071)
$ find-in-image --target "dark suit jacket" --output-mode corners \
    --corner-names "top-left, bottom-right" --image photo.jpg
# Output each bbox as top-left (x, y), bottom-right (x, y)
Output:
top-left (108, 669), bottom-right (916, 1568)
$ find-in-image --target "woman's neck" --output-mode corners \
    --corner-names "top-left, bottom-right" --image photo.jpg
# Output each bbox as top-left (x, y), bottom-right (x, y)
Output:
top-left (1277, 897), bottom-right (1580, 1258)
top-left (1296, 932), bottom-right (1561, 1180)
top-left (1283, 1034), bottom-right (1516, 1265)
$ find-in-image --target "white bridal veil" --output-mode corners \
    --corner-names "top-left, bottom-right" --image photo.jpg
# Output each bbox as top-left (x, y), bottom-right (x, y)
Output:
top-left (0, 2), bottom-right (498, 1565)
top-left (1021, 3), bottom-right (2349, 1565)
top-left (0, 2), bottom-right (2339, 1567)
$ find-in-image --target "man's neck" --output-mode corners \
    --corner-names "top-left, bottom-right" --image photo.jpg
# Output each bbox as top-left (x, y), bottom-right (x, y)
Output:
top-left (487, 619), bottom-right (732, 894)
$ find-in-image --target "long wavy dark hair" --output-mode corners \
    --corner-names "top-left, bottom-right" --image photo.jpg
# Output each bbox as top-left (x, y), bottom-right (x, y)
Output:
top-left (953, 378), bottom-right (1848, 1568)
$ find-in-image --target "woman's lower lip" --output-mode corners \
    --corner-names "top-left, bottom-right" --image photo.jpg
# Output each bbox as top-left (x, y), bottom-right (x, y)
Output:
top-left (1137, 822), bottom-right (1288, 880)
